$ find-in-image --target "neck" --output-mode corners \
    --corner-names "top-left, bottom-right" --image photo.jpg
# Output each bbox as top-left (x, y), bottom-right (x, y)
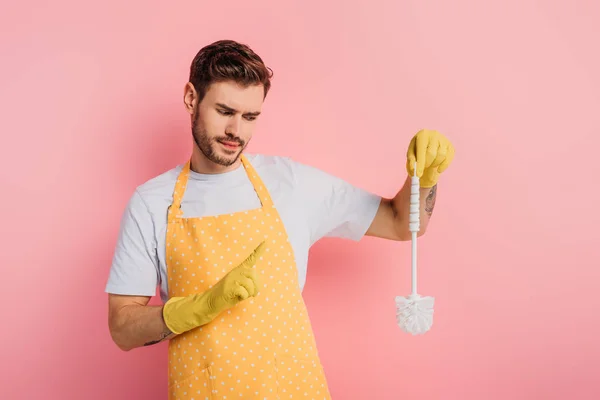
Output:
top-left (190, 147), bottom-right (243, 174)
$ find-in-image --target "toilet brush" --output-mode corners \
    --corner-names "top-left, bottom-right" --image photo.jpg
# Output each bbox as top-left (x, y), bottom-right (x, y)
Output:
top-left (395, 162), bottom-right (435, 335)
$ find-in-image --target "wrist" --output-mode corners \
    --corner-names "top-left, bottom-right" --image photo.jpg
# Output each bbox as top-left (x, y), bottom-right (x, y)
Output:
top-left (419, 168), bottom-right (439, 188)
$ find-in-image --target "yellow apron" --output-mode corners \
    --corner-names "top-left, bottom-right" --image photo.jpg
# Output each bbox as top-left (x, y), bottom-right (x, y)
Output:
top-left (165, 154), bottom-right (332, 399)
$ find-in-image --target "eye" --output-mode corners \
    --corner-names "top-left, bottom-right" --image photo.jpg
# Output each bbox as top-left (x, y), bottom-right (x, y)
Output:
top-left (244, 116), bottom-right (257, 121)
top-left (218, 109), bottom-right (233, 116)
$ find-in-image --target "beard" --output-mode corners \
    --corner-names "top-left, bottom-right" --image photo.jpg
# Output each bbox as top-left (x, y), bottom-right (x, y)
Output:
top-left (192, 111), bottom-right (247, 167)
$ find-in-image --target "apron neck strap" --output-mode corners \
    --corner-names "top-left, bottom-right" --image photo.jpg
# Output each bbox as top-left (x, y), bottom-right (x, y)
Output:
top-left (169, 154), bottom-right (274, 220)
top-left (168, 161), bottom-right (190, 219)
top-left (240, 154), bottom-right (274, 208)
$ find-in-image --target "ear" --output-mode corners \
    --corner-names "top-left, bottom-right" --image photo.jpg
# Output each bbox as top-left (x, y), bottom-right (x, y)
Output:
top-left (183, 82), bottom-right (197, 115)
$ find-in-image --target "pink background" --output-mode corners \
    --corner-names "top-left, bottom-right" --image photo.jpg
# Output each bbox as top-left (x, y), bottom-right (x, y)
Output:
top-left (1, 0), bottom-right (599, 399)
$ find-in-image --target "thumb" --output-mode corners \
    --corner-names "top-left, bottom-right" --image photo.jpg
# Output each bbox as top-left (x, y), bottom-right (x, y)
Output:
top-left (415, 132), bottom-right (429, 178)
top-left (406, 136), bottom-right (416, 176)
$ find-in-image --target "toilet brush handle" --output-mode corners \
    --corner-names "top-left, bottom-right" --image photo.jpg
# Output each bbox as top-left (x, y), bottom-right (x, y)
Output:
top-left (408, 162), bottom-right (420, 295)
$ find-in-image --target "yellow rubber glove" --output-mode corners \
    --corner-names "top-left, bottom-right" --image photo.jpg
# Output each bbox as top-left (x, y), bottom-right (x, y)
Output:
top-left (406, 129), bottom-right (455, 188)
top-left (162, 241), bottom-right (266, 335)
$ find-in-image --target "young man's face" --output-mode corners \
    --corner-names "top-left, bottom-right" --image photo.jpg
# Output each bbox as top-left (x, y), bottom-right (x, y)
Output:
top-left (189, 80), bottom-right (264, 168)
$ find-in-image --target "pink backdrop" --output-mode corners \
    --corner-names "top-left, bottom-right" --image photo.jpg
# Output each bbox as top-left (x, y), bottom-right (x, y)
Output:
top-left (1, 0), bottom-right (599, 399)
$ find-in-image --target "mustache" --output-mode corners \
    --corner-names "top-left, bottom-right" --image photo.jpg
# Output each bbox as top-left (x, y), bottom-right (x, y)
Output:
top-left (215, 136), bottom-right (244, 145)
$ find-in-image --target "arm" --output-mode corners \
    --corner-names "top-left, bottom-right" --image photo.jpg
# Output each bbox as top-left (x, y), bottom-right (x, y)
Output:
top-left (366, 129), bottom-right (452, 241)
top-left (108, 294), bottom-right (174, 351)
top-left (366, 176), bottom-right (437, 241)
top-left (107, 242), bottom-right (266, 351)
top-left (106, 190), bottom-right (171, 351)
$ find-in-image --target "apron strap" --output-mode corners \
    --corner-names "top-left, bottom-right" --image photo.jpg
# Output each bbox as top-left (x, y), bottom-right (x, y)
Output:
top-left (168, 154), bottom-right (275, 223)
top-left (240, 155), bottom-right (274, 208)
top-left (168, 161), bottom-right (190, 222)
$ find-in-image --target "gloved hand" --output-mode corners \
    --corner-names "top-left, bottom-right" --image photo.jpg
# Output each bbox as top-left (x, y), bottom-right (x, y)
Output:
top-left (162, 241), bottom-right (266, 335)
top-left (406, 129), bottom-right (455, 188)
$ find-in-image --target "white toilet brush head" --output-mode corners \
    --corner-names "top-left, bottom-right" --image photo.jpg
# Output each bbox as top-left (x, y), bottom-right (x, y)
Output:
top-left (395, 294), bottom-right (434, 335)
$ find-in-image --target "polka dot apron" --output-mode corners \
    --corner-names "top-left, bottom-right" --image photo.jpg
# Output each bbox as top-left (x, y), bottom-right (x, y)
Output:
top-left (165, 154), bottom-right (332, 399)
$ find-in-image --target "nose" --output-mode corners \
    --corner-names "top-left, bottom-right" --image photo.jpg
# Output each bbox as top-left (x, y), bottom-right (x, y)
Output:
top-left (226, 116), bottom-right (241, 136)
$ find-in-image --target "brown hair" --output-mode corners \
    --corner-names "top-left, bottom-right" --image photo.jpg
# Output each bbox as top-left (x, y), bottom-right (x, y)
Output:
top-left (189, 39), bottom-right (274, 103)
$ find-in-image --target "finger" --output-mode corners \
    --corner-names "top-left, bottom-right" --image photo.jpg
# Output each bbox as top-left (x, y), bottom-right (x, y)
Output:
top-left (241, 266), bottom-right (257, 278)
top-left (239, 276), bottom-right (258, 297)
top-left (231, 285), bottom-right (250, 301)
top-left (241, 268), bottom-right (259, 287)
top-left (430, 142), bottom-right (447, 169)
top-left (425, 136), bottom-right (440, 169)
top-left (237, 277), bottom-right (256, 297)
top-left (415, 131), bottom-right (429, 177)
top-left (240, 241), bottom-right (266, 268)
top-left (407, 152), bottom-right (417, 176)
top-left (406, 157), bottom-right (416, 177)
top-left (437, 143), bottom-right (454, 173)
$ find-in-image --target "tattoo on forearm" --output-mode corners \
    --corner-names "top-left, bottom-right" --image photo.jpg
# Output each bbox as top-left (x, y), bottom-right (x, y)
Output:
top-left (425, 184), bottom-right (437, 217)
top-left (144, 328), bottom-right (173, 346)
top-left (143, 329), bottom-right (173, 346)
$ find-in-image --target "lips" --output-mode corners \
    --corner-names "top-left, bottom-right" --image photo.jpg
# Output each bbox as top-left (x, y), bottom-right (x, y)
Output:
top-left (218, 139), bottom-right (241, 149)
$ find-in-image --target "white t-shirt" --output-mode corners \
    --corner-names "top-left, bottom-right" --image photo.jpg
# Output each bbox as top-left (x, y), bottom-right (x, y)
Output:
top-left (105, 153), bottom-right (382, 303)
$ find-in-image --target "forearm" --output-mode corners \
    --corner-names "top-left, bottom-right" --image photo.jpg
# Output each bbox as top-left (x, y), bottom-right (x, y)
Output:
top-left (107, 244), bottom-right (264, 351)
top-left (109, 304), bottom-right (175, 351)
top-left (392, 175), bottom-right (438, 239)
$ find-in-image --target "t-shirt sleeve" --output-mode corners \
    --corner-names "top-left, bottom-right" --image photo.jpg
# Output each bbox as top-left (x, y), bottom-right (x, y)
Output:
top-left (291, 159), bottom-right (382, 244)
top-left (105, 189), bottom-right (159, 297)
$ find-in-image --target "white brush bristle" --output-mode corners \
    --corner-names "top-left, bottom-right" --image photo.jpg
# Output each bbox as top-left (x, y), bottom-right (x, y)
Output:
top-left (395, 294), bottom-right (435, 335)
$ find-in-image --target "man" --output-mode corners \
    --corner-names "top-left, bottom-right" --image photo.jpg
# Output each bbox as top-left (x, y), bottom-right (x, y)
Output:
top-left (106, 39), bottom-right (454, 399)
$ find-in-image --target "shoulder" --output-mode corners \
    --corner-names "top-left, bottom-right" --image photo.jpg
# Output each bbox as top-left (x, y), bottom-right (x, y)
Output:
top-left (135, 164), bottom-right (183, 198)
top-left (244, 153), bottom-right (300, 186)
top-left (245, 153), bottom-right (325, 183)
top-left (245, 153), bottom-right (296, 172)
top-left (123, 164), bottom-right (184, 218)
